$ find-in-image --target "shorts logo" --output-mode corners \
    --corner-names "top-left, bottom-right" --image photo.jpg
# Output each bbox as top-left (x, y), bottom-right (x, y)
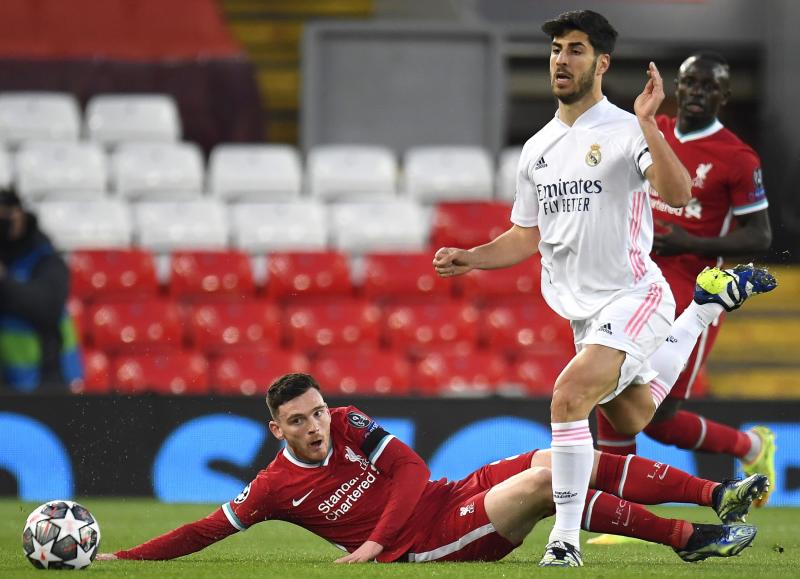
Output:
top-left (666, 335), bottom-right (678, 343)
top-left (459, 502), bottom-right (475, 517)
top-left (347, 412), bottom-right (371, 429)
top-left (585, 143), bottom-right (602, 166)
top-left (598, 322), bottom-right (613, 335)
top-left (234, 483), bottom-right (251, 504)
top-left (534, 156), bottom-right (548, 170)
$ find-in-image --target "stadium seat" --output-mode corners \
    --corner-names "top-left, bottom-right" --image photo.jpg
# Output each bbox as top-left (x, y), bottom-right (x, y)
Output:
top-left (134, 200), bottom-right (229, 252)
top-left (284, 299), bottom-right (382, 352)
top-left (430, 201), bottom-right (512, 249)
top-left (460, 256), bottom-right (542, 303)
top-left (329, 201), bottom-right (430, 253)
top-left (313, 349), bottom-right (412, 396)
top-left (87, 299), bottom-right (184, 355)
top-left (383, 301), bottom-right (480, 358)
top-left (188, 301), bottom-right (281, 354)
top-left (307, 145), bottom-right (397, 201)
top-left (510, 349), bottom-right (572, 396)
top-left (15, 141), bottom-right (108, 201)
top-left (496, 146), bottom-right (522, 203)
top-left (0, 92), bottom-right (80, 145)
top-left (265, 251), bottom-right (352, 301)
top-left (210, 350), bottom-right (310, 396)
top-left (169, 250), bottom-right (255, 301)
top-left (66, 296), bottom-right (85, 344)
top-left (361, 252), bottom-right (454, 303)
top-left (85, 94), bottom-right (181, 146)
top-left (480, 302), bottom-right (574, 353)
top-left (112, 351), bottom-right (209, 395)
top-left (229, 201), bottom-right (328, 253)
top-left (73, 350), bottom-right (112, 395)
top-left (209, 144), bottom-right (302, 202)
top-left (414, 350), bottom-right (509, 397)
top-left (37, 200), bottom-right (132, 250)
top-left (111, 142), bottom-right (203, 201)
top-left (69, 249), bottom-right (158, 302)
top-left (404, 146), bottom-right (493, 202)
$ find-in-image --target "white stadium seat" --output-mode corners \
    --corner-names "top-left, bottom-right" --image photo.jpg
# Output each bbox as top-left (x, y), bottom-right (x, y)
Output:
top-left (37, 200), bottom-right (132, 250)
top-left (85, 94), bottom-right (181, 146)
top-left (209, 144), bottom-right (302, 202)
top-left (0, 148), bottom-right (12, 190)
top-left (496, 146), bottom-right (523, 203)
top-left (134, 200), bottom-right (228, 252)
top-left (111, 142), bottom-right (203, 201)
top-left (15, 141), bottom-right (108, 201)
top-left (404, 146), bottom-right (494, 202)
top-left (0, 92), bottom-right (81, 146)
top-left (229, 201), bottom-right (328, 252)
top-left (307, 145), bottom-right (397, 201)
top-left (330, 200), bottom-right (430, 253)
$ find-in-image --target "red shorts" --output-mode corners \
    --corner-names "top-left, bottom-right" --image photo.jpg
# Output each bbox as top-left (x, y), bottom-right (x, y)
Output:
top-left (404, 451), bottom-right (537, 563)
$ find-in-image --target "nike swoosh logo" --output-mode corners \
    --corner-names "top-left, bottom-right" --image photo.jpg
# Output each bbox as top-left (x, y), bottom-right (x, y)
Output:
top-left (292, 490), bottom-right (314, 507)
top-left (658, 466), bottom-right (670, 480)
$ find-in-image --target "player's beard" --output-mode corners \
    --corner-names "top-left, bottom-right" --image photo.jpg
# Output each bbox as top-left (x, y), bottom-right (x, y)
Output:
top-left (553, 58), bottom-right (598, 105)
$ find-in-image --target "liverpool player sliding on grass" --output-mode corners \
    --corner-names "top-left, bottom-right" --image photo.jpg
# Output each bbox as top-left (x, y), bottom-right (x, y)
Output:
top-left (99, 371), bottom-right (768, 565)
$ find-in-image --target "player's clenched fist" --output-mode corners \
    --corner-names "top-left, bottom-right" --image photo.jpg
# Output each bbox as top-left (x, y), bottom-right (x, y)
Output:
top-left (433, 247), bottom-right (474, 277)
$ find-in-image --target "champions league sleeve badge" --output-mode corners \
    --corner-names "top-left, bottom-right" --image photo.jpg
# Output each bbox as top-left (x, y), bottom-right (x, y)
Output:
top-left (586, 143), bottom-right (602, 166)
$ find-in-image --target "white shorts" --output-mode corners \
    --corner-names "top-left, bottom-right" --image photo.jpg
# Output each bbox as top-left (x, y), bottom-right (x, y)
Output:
top-left (571, 281), bottom-right (676, 404)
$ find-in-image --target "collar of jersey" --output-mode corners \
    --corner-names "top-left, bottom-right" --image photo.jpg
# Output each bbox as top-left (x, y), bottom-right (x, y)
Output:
top-left (674, 118), bottom-right (723, 143)
top-left (554, 96), bottom-right (610, 129)
top-left (282, 443), bottom-right (334, 468)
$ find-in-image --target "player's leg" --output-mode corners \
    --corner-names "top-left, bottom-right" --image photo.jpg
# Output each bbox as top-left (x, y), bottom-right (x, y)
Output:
top-left (484, 466), bottom-right (556, 545)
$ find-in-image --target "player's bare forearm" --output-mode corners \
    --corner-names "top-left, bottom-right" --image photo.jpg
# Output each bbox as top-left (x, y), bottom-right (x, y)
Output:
top-left (655, 211), bottom-right (772, 258)
top-left (434, 225), bottom-right (539, 277)
top-left (641, 121), bottom-right (692, 208)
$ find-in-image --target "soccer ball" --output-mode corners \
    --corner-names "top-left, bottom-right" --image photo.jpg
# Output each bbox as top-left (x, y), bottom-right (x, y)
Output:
top-left (21, 500), bottom-right (101, 570)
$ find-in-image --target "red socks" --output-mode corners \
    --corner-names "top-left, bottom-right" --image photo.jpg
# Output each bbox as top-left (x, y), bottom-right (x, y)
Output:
top-left (594, 452), bottom-right (717, 506)
top-left (644, 411), bottom-right (752, 458)
top-left (582, 489), bottom-right (692, 549)
top-left (596, 409), bottom-right (637, 455)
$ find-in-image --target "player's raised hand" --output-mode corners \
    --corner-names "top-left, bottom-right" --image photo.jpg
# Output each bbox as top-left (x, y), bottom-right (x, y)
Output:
top-left (334, 540), bottom-right (383, 563)
top-left (634, 61), bottom-right (665, 122)
top-left (433, 247), bottom-right (474, 277)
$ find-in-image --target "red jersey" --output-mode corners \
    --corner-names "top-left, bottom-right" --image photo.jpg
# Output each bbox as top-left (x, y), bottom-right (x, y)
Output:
top-left (650, 116), bottom-right (768, 303)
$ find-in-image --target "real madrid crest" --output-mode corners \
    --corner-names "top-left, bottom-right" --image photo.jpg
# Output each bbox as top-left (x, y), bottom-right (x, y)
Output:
top-left (585, 143), bottom-right (602, 166)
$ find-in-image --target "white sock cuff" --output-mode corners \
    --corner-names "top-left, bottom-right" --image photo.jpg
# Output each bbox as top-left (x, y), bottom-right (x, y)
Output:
top-left (552, 420), bottom-right (593, 447)
top-left (650, 378), bottom-right (670, 409)
top-left (685, 300), bottom-right (724, 328)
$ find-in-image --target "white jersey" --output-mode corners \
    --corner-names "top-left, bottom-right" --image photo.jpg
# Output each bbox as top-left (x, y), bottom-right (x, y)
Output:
top-left (511, 97), bottom-right (666, 321)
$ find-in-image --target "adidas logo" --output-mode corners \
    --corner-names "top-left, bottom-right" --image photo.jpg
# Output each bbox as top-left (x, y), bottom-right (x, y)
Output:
top-left (598, 323), bottom-right (613, 335)
top-left (666, 335), bottom-right (678, 343)
top-left (534, 156), bottom-right (548, 170)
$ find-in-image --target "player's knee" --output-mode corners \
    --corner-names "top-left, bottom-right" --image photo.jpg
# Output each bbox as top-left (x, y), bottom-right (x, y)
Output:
top-left (551, 386), bottom-right (593, 419)
top-left (609, 416), bottom-right (647, 437)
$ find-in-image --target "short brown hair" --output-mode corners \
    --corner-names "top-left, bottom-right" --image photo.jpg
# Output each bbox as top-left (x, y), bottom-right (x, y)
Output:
top-left (266, 373), bottom-right (321, 418)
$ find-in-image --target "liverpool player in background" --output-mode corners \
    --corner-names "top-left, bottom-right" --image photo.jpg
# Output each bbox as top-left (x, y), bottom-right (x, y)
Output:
top-left (595, 52), bottom-right (776, 512)
top-left (98, 373), bottom-right (766, 565)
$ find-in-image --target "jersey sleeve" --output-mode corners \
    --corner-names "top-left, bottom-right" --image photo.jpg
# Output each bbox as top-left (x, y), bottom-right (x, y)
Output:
top-left (510, 143), bottom-right (539, 227)
top-left (729, 149), bottom-right (768, 216)
top-left (221, 472), bottom-right (275, 531)
top-left (631, 129), bottom-right (653, 180)
top-left (339, 406), bottom-right (396, 465)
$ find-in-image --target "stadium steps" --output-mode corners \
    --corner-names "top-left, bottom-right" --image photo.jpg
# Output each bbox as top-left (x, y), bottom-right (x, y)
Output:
top-left (707, 266), bottom-right (800, 398)
top-left (220, 0), bottom-right (373, 143)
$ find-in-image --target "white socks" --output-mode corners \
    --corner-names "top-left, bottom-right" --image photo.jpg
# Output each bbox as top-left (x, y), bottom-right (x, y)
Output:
top-left (743, 430), bottom-right (763, 463)
top-left (549, 420), bottom-right (594, 548)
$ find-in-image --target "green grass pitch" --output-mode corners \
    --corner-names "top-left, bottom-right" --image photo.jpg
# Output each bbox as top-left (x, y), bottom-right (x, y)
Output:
top-left (1, 499), bottom-right (797, 578)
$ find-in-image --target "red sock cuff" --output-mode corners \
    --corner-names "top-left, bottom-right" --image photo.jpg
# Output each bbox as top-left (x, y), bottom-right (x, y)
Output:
top-left (594, 452), bottom-right (626, 495)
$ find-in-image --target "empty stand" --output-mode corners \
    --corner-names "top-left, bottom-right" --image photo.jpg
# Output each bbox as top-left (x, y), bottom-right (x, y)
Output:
top-left (313, 349), bottom-right (412, 396)
top-left (307, 145), bottom-right (397, 200)
top-left (211, 350), bottom-right (310, 396)
top-left (169, 250), bottom-right (255, 301)
top-left (75, 350), bottom-right (111, 395)
top-left (265, 251), bottom-right (352, 301)
top-left (38, 200), bottom-right (132, 250)
top-left (430, 201), bottom-right (512, 249)
top-left (384, 301), bottom-right (480, 358)
top-left (361, 252), bottom-right (454, 302)
top-left (329, 201), bottom-right (430, 253)
top-left (460, 256), bottom-right (542, 303)
top-left (510, 349), bottom-right (572, 396)
top-left (229, 202), bottom-right (328, 253)
top-left (69, 249), bottom-right (158, 302)
top-left (404, 146), bottom-right (494, 202)
top-left (85, 94), bottom-right (181, 145)
top-left (87, 300), bottom-right (183, 354)
top-left (209, 144), bottom-right (302, 202)
top-left (496, 146), bottom-right (522, 203)
top-left (414, 350), bottom-right (508, 397)
top-left (284, 299), bottom-right (382, 352)
top-left (111, 142), bottom-right (203, 200)
top-left (134, 200), bottom-right (228, 251)
top-left (15, 141), bottom-right (108, 201)
top-left (188, 301), bottom-right (281, 354)
top-left (0, 92), bottom-right (80, 145)
top-left (481, 302), bottom-right (574, 353)
top-left (112, 351), bottom-right (209, 395)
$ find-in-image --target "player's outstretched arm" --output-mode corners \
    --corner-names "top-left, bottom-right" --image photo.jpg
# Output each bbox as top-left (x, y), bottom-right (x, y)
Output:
top-left (433, 224), bottom-right (540, 278)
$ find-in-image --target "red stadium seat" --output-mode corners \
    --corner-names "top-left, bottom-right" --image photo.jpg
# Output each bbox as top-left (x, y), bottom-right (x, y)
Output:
top-left (72, 349), bottom-right (111, 394)
top-left (169, 250), bottom-right (255, 301)
top-left (265, 251), bottom-right (352, 301)
top-left (112, 351), bottom-right (209, 395)
top-left (384, 301), bottom-right (480, 358)
top-left (86, 300), bottom-right (183, 354)
top-left (461, 256), bottom-right (542, 303)
top-left (430, 201), bottom-right (512, 249)
top-left (285, 299), bottom-right (382, 352)
top-left (210, 350), bottom-right (311, 396)
top-left (414, 350), bottom-right (508, 397)
top-left (66, 296), bottom-right (85, 344)
top-left (510, 349), bottom-right (573, 396)
top-left (188, 301), bottom-right (281, 354)
top-left (313, 349), bottom-right (412, 396)
top-left (481, 302), bottom-right (574, 354)
top-left (361, 252), bottom-right (455, 302)
top-left (69, 249), bottom-right (158, 302)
